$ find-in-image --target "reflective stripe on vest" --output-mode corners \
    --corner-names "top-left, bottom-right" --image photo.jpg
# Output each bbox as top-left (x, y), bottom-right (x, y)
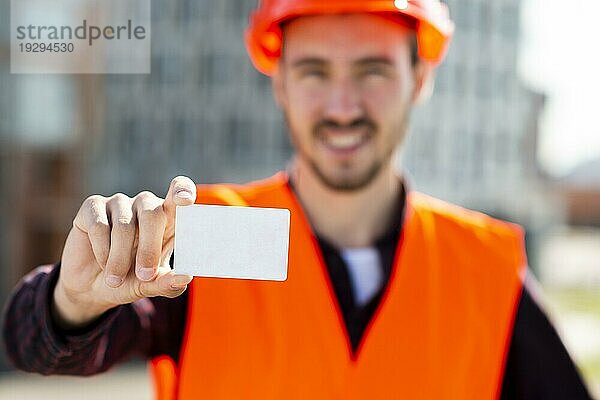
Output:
top-left (151, 171), bottom-right (525, 400)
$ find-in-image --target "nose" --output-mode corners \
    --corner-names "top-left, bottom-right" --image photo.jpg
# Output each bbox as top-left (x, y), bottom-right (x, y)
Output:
top-left (323, 79), bottom-right (363, 126)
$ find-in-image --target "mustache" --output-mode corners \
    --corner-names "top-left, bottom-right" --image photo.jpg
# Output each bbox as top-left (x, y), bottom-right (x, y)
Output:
top-left (314, 118), bottom-right (377, 134)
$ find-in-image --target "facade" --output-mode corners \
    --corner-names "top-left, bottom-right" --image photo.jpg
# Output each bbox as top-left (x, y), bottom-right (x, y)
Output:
top-left (404, 0), bottom-right (552, 226)
top-left (88, 1), bottom-right (291, 196)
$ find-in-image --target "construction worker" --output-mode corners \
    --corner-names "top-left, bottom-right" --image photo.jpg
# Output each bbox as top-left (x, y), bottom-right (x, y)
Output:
top-left (2, 1), bottom-right (592, 399)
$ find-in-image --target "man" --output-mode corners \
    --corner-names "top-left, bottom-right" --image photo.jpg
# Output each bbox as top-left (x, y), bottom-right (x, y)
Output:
top-left (2, 0), bottom-right (592, 399)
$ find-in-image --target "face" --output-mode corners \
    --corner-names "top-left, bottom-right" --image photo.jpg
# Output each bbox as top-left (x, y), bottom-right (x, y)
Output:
top-left (274, 13), bottom-right (429, 192)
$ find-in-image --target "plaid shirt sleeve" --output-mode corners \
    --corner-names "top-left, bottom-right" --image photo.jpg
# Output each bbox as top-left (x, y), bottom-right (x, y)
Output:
top-left (2, 263), bottom-right (187, 375)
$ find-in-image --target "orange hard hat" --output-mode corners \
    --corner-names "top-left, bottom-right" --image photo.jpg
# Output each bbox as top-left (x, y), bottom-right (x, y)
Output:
top-left (245, 0), bottom-right (455, 76)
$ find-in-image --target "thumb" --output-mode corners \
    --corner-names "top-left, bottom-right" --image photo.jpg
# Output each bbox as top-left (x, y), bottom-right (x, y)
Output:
top-left (137, 269), bottom-right (193, 299)
top-left (163, 176), bottom-right (197, 220)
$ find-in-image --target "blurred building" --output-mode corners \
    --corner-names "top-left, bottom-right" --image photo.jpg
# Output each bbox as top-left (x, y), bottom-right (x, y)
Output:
top-left (536, 158), bottom-right (600, 287)
top-left (0, 1), bottom-right (93, 369)
top-left (0, 76), bottom-right (89, 371)
top-left (538, 225), bottom-right (600, 287)
top-left (404, 0), bottom-right (554, 229)
top-left (559, 158), bottom-right (600, 227)
top-left (88, 1), bottom-right (291, 196)
top-left (0, 0), bottom-right (557, 369)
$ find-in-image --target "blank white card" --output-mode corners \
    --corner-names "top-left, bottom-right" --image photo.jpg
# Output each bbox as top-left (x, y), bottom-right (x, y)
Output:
top-left (174, 204), bottom-right (290, 281)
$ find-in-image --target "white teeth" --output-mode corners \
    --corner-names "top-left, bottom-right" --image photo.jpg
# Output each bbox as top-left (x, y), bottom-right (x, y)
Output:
top-left (324, 133), bottom-right (364, 149)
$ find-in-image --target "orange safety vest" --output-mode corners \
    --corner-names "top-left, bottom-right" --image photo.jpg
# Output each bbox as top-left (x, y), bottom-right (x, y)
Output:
top-left (150, 171), bottom-right (526, 400)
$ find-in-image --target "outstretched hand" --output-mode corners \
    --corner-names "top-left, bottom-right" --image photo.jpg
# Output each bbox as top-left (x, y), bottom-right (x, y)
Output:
top-left (53, 176), bottom-right (196, 329)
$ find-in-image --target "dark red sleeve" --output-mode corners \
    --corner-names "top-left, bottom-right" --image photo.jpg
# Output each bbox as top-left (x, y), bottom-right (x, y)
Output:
top-left (2, 263), bottom-right (188, 376)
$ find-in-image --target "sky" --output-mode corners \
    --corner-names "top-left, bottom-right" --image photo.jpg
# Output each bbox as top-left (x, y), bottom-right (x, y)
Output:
top-left (519, 0), bottom-right (600, 177)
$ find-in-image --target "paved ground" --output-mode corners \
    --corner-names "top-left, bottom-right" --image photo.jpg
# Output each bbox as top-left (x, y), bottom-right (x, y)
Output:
top-left (0, 363), bottom-right (151, 400)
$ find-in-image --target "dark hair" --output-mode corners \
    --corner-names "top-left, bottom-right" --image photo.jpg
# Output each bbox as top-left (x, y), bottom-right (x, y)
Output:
top-left (409, 33), bottom-right (419, 66)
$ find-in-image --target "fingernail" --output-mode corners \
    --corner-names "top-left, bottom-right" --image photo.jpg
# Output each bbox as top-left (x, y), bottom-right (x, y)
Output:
top-left (106, 275), bottom-right (123, 288)
top-left (137, 267), bottom-right (155, 281)
top-left (175, 189), bottom-right (193, 200)
top-left (172, 275), bottom-right (193, 286)
top-left (170, 284), bottom-right (187, 290)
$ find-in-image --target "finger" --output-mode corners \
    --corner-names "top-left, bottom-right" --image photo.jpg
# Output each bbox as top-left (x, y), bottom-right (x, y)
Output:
top-left (73, 195), bottom-right (110, 268)
top-left (133, 192), bottom-right (166, 281)
top-left (162, 176), bottom-right (196, 220)
top-left (159, 240), bottom-right (174, 269)
top-left (137, 269), bottom-right (193, 299)
top-left (104, 194), bottom-right (136, 288)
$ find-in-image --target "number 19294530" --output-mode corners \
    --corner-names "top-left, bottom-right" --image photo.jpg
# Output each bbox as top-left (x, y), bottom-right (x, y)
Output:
top-left (19, 42), bottom-right (74, 53)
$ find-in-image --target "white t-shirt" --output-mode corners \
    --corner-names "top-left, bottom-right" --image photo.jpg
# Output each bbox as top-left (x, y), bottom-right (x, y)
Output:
top-left (340, 247), bottom-right (383, 307)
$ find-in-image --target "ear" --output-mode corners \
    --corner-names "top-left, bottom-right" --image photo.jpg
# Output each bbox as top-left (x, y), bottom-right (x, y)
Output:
top-left (411, 61), bottom-right (436, 105)
top-left (271, 66), bottom-right (287, 110)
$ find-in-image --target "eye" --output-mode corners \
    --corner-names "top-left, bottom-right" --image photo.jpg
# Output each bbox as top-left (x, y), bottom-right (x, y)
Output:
top-left (359, 64), bottom-right (389, 78)
top-left (299, 67), bottom-right (327, 79)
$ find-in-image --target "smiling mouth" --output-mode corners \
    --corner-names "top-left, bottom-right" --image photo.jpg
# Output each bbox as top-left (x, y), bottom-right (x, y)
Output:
top-left (319, 129), bottom-right (371, 153)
